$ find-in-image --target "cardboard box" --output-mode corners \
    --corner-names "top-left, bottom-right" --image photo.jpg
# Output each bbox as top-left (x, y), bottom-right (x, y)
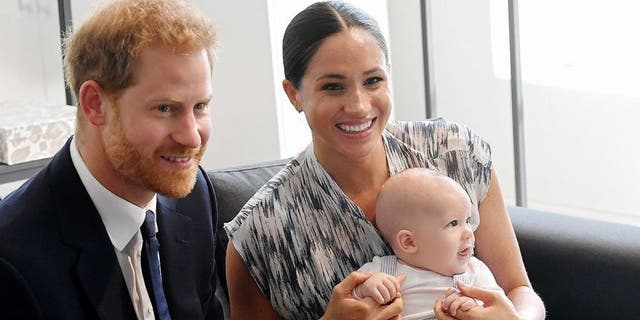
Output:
top-left (0, 104), bottom-right (76, 165)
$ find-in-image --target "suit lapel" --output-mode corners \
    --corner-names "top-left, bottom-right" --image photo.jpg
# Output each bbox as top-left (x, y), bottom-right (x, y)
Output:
top-left (156, 196), bottom-right (203, 318)
top-left (51, 139), bottom-right (135, 320)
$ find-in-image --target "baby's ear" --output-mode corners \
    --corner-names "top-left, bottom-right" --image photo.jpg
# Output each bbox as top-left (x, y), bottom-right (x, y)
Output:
top-left (396, 230), bottom-right (418, 254)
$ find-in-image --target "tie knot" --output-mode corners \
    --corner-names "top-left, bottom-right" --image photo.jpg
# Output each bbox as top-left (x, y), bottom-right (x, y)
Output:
top-left (141, 210), bottom-right (156, 240)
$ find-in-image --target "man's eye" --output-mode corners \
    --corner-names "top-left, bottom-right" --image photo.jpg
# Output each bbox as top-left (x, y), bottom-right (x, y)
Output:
top-left (158, 105), bottom-right (171, 112)
top-left (364, 77), bottom-right (383, 86)
top-left (322, 83), bottom-right (343, 91)
top-left (195, 103), bottom-right (208, 110)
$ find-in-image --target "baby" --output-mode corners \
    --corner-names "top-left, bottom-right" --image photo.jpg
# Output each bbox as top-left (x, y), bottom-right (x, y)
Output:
top-left (353, 168), bottom-right (510, 319)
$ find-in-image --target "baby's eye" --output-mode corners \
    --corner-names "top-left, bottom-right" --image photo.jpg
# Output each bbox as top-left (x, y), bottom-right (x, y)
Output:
top-left (447, 219), bottom-right (459, 227)
top-left (322, 83), bottom-right (343, 91)
top-left (466, 216), bottom-right (472, 224)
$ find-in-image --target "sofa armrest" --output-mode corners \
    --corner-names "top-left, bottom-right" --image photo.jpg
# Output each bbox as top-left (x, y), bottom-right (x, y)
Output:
top-left (509, 206), bottom-right (640, 319)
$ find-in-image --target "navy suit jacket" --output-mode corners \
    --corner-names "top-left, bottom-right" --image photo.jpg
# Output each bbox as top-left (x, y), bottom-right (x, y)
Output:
top-left (0, 139), bottom-right (223, 319)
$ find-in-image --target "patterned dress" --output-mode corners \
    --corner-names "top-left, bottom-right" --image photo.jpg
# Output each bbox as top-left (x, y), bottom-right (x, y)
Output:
top-left (224, 118), bottom-right (493, 319)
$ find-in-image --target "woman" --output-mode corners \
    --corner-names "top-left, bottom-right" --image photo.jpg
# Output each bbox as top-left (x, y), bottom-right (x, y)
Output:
top-left (225, 1), bottom-right (545, 319)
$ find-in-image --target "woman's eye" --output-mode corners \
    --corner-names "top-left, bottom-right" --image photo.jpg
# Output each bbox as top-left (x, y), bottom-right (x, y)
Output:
top-left (322, 83), bottom-right (343, 91)
top-left (448, 220), bottom-right (459, 227)
top-left (158, 104), bottom-right (171, 112)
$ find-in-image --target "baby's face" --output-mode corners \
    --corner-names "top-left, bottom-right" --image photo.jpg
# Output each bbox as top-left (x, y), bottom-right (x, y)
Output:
top-left (405, 196), bottom-right (475, 276)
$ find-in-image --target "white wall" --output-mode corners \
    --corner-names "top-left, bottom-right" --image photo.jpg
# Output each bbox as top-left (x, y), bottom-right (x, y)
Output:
top-left (192, 0), bottom-right (282, 169)
top-left (386, 0), bottom-right (426, 121)
top-left (429, 1), bottom-right (517, 204)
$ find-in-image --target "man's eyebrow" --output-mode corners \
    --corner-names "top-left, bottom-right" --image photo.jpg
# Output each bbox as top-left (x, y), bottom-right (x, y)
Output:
top-left (146, 94), bottom-right (214, 104)
top-left (363, 67), bottom-right (384, 75)
top-left (147, 98), bottom-right (181, 104)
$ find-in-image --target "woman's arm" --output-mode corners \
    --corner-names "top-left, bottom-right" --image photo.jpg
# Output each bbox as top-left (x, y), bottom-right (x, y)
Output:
top-left (226, 242), bottom-right (404, 320)
top-left (226, 243), bottom-right (279, 320)
top-left (472, 167), bottom-right (546, 319)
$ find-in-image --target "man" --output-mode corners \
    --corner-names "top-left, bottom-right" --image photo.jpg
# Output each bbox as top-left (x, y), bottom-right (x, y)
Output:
top-left (0, 0), bottom-right (223, 319)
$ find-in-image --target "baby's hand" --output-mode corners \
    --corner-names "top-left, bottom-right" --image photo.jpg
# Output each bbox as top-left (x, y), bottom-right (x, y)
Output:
top-left (441, 287), bottom-right (481, 316)
top-left (352, 272), bottom-right (402, 304)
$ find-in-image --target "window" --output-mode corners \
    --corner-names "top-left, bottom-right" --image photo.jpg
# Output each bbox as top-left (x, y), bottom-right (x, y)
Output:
top-left (430, 0), bottom-right (639, 225)
top-left (0, 1), bottom-right (65, 106)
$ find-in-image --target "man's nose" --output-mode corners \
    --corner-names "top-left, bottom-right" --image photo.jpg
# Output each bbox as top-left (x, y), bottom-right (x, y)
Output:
top-left (172, 112), bottom-right (202, 148)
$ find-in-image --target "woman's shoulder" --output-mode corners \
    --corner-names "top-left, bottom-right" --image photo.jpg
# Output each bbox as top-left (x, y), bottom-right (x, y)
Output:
top-left (223, 151), bottom-right (308, 235)
top-left (387, 118), bottom-right (479, 144)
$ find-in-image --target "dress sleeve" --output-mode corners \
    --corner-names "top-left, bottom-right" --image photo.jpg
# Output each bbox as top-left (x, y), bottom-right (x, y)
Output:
top-left (455, 120), bottom-right (493, 205)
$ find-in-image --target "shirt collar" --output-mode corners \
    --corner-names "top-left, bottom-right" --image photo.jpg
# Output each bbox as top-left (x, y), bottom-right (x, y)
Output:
top-left (70, 136), bottom-right (157, 251)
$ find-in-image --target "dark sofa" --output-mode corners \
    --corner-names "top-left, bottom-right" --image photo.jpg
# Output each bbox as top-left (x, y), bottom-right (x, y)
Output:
top-left (208, 159), bottom-right (640, 320)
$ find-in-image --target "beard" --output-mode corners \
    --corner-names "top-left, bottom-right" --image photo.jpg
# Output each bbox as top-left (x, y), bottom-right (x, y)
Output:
top-left (102, 107), bottom-right (205, 198)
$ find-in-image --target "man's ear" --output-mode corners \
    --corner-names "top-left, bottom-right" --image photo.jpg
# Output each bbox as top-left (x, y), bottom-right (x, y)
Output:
top-left (78, 80), bottom-right (109, 126)
top-left (396, 230), bottom-right (418, 254)
top-left (282, 79), bottom-right (302, 113)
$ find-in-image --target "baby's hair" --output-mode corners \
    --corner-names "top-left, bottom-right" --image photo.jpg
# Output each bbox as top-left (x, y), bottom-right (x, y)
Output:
top-left (375, 168), bottom-right (470, 246)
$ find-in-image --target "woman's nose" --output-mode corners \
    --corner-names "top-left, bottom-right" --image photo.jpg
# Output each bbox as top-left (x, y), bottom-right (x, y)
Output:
top-left (344, 89), bottom-right (370, 115)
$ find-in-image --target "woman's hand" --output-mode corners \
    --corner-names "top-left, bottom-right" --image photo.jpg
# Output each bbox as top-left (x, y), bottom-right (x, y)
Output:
top-left (434, 282), bottom-right (520, 320)
top-left (321, 272), bottom-right (404, 320)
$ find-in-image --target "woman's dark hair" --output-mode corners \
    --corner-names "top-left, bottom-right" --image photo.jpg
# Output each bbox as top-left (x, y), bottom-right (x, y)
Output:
top-left (282, 1), bottom-right (389, 89)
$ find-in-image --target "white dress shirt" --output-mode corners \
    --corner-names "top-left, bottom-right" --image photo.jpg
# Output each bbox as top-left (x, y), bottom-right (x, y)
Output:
top-left (70, 137), bottom-right (157, 320)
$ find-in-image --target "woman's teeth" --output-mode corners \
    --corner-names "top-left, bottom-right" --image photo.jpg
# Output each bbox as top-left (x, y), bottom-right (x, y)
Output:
top-left (337, 120), bottom-right (373, 133)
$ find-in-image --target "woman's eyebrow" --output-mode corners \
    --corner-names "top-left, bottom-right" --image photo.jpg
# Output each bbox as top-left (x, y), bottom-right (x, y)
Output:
top-left (315, 73), bottom-right (345, 82)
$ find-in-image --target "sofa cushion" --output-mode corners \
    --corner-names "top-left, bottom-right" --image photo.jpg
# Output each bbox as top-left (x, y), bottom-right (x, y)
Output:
top-left (509, 206), bottom-right (640, 319)
top-left (208, 158), bottom-right (290, 294)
